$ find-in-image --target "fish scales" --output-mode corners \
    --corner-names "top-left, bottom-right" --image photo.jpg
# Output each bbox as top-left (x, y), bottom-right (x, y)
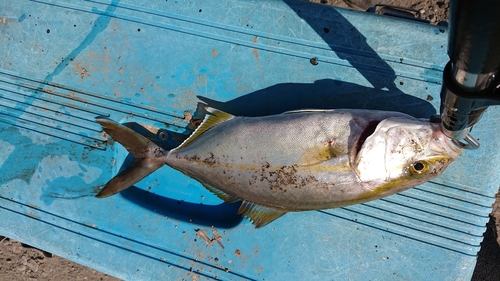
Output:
top-left (167, 110), bottom-right (405, 210)
top-left (95, 107), bottom-right (462, 227)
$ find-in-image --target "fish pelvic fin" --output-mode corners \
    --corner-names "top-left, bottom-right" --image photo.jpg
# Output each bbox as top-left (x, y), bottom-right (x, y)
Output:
top-left (238, 201), bottom-right (287, 228)
top-left (95, 118), bottom-right (167, 198)
top-left (172, 107), bottom-right (234, 152)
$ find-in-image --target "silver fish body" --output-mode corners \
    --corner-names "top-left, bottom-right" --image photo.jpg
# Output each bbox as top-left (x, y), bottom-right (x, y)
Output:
top-left (96, 108), bottom-right (462, 227)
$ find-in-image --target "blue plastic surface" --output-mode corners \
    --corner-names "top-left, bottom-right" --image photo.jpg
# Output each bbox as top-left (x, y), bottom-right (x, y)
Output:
top-left (1, 0), bottom-right (499, 280)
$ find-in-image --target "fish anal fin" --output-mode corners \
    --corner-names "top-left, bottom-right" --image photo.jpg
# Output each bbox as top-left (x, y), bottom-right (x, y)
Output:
top-left (201, 182), bottom-right (240, 204)
top-left (173, 107), bottom-right (234, 151)
top-left (238, 201), bottom-right (286, 228)
top-left (96, 157), bottom-right (164, 198)
top-left (298, 142), bottom-right (344, 166)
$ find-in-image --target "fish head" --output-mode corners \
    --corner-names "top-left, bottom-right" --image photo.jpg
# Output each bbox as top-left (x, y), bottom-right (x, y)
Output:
top-left (352, 116), bottom-right (463, 189)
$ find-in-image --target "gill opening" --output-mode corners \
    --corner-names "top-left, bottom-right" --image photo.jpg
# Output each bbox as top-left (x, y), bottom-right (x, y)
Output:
top-left (349, 120), bottom-right (380, 166)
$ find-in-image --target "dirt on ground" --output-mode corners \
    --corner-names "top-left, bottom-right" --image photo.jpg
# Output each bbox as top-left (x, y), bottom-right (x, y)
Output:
top-left (2, 1), bottom-right (499, 281)
top-left (0, 236), bottom-right (117, 281)
top-left (312, 0), bottom-right (449, 24)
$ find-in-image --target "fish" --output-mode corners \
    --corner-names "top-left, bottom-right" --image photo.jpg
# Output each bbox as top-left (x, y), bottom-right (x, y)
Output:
top-left (95, 107), bottom-right (462, 228)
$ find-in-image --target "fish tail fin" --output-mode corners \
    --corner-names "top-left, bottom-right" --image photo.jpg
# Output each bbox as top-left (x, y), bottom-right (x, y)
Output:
top-left (95, 118), bottom-right (166, 198)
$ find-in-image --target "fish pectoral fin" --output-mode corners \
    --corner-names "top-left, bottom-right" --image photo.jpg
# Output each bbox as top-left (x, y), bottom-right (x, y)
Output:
top-left (96, 158), bottom-right (164, 198)
top-left (201, 182), bottom-right (240, 204)
top-left (238, 201), bottom-right (287, 228)
top-left (298, 143), bottom-right (344, 166)
top-left (172, 107), bottom-right (234, 152)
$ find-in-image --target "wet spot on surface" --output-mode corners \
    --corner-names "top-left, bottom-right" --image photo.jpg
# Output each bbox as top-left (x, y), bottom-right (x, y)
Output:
top-left (18, 14), bottom-right (26, 22)
top-left (0, 140), bottom-right (15, 167)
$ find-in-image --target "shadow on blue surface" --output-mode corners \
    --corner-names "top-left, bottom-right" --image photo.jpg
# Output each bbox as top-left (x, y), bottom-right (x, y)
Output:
top-left (283, 0), bottom-right (402, 88)
top-left (200, 2), bottom-right (436, 117)
top-left (199, 79), bottom-right (436, 117)
top-left (120, 186), bottom-right (243, 228)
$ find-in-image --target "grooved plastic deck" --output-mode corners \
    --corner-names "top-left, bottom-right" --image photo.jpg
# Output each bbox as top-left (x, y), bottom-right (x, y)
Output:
top-left (1, 1), bottom-right (499, 280)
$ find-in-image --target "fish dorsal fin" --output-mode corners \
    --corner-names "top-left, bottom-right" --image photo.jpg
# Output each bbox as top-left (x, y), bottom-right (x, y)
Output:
top-left (173, 107), bottom-right (234, 152)
top-left (283, 109), bottom-right (328, 114)
top-left (298, 142), bottom-right (344, 166)
top-left (200, 182), bottom-right (240, 204)
top-left (238, 201), bottom-right (287, 228)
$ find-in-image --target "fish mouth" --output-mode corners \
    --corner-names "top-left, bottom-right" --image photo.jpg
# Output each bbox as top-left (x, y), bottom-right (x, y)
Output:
top-left (349, 120), bottom-right (380, 165)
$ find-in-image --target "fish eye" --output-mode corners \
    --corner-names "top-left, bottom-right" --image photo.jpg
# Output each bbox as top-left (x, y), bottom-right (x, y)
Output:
top-left (414, 162), bottom-right (425, 171)
top-left (409, 160), bottom-right (429, 175)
